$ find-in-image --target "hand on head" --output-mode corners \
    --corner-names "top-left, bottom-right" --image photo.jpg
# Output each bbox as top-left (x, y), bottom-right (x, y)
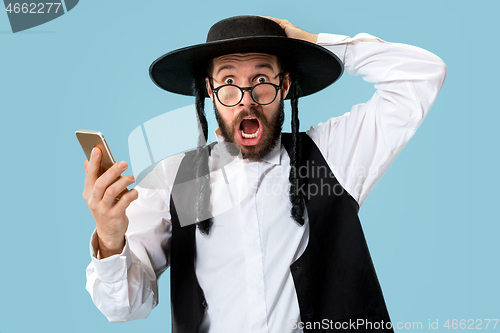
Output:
top-left (263, 17), bottom-right (318, 44)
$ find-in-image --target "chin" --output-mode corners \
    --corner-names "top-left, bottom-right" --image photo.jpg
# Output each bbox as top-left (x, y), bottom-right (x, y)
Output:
top-left (239, 143), bottom-right (267, 161)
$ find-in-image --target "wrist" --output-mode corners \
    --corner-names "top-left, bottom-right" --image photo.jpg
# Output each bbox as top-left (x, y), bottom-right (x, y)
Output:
top-left (97, 233), bottom-right (125, 258)
top-left (308, 33), bottom-right (318, 44)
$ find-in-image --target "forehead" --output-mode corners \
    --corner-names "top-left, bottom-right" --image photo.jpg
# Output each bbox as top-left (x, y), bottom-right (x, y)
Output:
top-left (211, 53), bottom-right (280, 75)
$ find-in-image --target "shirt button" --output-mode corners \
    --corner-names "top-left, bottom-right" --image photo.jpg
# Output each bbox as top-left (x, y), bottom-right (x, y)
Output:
top-left (202, 299), bottom-right (208, 309)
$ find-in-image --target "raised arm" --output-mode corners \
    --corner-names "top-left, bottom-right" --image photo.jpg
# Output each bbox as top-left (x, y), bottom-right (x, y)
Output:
top-left (313, 32), bottom-right (446, 207)
top-left (268, 17), bottom-right (447, 207)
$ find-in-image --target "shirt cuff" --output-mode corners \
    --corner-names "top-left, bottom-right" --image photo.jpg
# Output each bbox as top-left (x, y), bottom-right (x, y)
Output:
top-left (317, 32), bottom-right (384, 45)
top-left (317, 33), bottom-right (350, 45)
top-left (317, 33), bottom-right (385, 67)
top-left (89, 230), bottom-right (132, 283)
top-left (316, 33), bottom-right (349, 65)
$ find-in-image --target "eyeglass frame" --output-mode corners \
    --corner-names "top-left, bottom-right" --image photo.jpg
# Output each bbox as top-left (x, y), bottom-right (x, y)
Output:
top-left (208, 74), bottom-right (285, 107)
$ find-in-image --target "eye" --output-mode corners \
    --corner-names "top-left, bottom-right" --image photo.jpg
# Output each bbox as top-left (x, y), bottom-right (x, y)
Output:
top-left (223, 77), bottom-right (235, 85)
top-left (255, 75), bottom-right (268, 84)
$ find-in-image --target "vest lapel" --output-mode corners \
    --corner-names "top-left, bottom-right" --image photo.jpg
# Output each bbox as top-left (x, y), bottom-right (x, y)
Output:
top-left (282, 133), bottom-right (393, 332)
top-left (170, 147), bottom-right (209, 333)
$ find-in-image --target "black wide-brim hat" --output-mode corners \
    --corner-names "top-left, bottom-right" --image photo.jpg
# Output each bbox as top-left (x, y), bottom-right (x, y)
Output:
top-left (149, 16), bottom-right (343, 98)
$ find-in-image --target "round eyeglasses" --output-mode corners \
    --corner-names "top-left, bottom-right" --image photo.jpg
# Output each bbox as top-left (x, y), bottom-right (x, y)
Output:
top-left (209, 76), bottom-right (284, 107)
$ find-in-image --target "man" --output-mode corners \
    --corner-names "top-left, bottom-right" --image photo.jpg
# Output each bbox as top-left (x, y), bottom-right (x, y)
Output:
top-left (83, 16), bottom-right (446, 332)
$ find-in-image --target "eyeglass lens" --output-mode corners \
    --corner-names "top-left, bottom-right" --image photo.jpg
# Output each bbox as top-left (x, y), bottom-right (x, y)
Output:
top-left (218, 84), bottom-right (277, 106)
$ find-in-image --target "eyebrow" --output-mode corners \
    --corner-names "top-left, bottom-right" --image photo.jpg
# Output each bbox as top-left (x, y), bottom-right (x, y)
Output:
top-left (215, 65), bottom-right (235, 76)
top-left (255, 63), bottom-right (275, 72)
top-left (214, 63), bottom-right (277, 76)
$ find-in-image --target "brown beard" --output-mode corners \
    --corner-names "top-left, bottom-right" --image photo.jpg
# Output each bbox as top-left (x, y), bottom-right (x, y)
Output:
top-left (214, 100), bottom-right (284, 160)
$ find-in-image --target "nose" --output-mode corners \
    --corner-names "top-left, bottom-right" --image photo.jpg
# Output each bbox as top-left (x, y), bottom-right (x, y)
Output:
top-left (239, 88), bottom-right (257, 107)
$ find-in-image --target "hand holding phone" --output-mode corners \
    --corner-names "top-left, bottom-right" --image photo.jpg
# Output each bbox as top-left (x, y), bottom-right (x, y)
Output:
top-left (77, 130), bottom-right (139, 258)
top-left (76, 130), bottom-right (129, 198)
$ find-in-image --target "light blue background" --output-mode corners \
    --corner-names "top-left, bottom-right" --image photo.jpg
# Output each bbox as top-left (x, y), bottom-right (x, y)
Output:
top-left (1, 0), bottom-right (498, 332)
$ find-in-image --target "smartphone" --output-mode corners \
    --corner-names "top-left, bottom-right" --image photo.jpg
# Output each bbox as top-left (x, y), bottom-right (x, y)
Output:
top-left (76, 130), bottom-right (129, 199)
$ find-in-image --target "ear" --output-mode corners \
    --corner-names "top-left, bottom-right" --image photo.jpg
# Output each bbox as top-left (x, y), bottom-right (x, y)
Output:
top-left (205, 77), bottom-right (214, 100)
top-left (281, 72), bottom-right (291, 99)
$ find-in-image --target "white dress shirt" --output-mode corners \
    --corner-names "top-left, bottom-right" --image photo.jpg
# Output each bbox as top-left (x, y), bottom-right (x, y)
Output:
top-left (86, 32), bottom-right (447, 332)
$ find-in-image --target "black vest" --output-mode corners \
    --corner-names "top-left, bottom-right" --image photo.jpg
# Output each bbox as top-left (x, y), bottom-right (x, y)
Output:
top-left (169, 133), bottom-right (394, 333)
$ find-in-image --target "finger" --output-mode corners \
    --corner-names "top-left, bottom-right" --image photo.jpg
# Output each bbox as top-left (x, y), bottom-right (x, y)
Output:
top-left (101, 174), bottom-right (136, 206)
top-left (263, 16), bottom-right (279, 22)
top-left (84, 160), bottom-right (88, 171)
top-left (87, 147), bottom-right (101, 179)
top-left (92, 161), bottom-right (129, 204)
top-left (112, 188), bottom-right (139, 212)
top-left (83, 148), bottom-right (102, 200)
top-left (263, 16), bottom-right (286, 27)
top-left (262, 16), bottom-right (300, 39)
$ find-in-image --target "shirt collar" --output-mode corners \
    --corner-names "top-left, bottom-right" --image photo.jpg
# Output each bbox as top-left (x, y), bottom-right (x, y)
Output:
top-left (215, 129), bottom-right (282, 166)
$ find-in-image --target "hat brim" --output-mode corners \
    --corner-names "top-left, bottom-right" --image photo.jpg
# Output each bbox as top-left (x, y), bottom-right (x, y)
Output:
top-left (149, 36), bottom-right (343, 99)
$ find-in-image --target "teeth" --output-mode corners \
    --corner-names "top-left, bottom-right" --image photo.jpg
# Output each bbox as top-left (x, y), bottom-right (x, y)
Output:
top-left (241, 128), bottom-right (259, 138)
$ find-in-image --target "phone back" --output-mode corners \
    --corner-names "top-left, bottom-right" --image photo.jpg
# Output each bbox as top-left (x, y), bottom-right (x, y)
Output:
top-left (76, 130), bottom-right (116, 178)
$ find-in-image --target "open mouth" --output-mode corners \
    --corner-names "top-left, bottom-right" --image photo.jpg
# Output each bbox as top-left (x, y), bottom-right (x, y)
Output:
top-left (238, 117), bottom-right (262, 145)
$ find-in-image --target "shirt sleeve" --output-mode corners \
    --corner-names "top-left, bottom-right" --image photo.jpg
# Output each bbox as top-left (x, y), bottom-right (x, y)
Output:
top-left (85, 153), bottom-right (184, 322)
top-left (307, 32), bottom-right (447, 208)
